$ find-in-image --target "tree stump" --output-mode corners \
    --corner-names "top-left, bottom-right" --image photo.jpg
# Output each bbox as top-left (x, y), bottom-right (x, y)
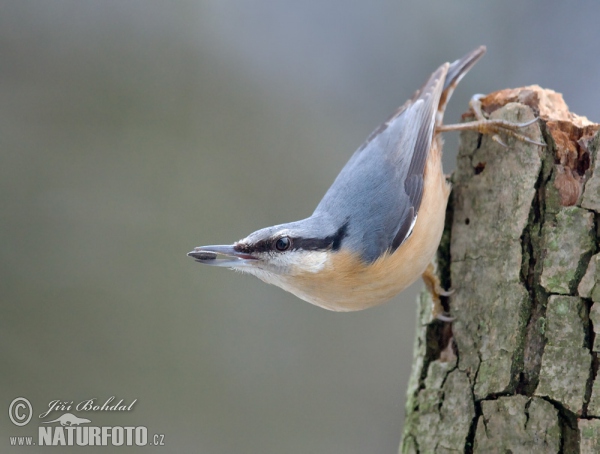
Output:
top-left (401, 86), bottom-right (600, 453)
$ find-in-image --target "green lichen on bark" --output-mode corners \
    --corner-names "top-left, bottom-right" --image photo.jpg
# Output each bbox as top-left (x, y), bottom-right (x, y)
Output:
top-left (579, 254), bottom-right (600, 303)
top-left (414, 367), bottom-right (474, 452)
top-left (540, 207), bottom-right (595, 294)
top-left (535, 296), bottom-right (591, 412)
top-left (400, 88), bottom-right (600, 453)
top-left (586, 378), bottom-right (600, 416)
top-left (579, 419), bottom-right (600, 453)
top-left (473, 396), bottom-right (561, 452)
top-left (589, 302), bottom-right (600, 352)
top-left (401, 291), bottom-right (476, 454)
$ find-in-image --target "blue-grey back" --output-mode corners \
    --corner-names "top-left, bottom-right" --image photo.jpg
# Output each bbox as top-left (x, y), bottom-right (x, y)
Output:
top-left (313, 64), bottom-right (448, 262)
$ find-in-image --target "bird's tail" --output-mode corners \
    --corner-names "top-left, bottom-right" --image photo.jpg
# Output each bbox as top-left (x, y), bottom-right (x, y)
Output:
top-left (437, 46), bottom-right (487, 124)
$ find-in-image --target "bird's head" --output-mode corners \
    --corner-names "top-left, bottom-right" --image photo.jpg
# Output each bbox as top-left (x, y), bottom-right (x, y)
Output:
top-left (188, 217), bottom-right (349, 288)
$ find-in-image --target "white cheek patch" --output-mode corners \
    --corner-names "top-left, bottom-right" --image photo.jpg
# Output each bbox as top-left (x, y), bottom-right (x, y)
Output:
top-left (268, 250), bottom-right (329, 274)
top-left (236, 250), bottom-right (329, 276)
top-left (229, 250), bottom-right (330, 295)
top-left (294, 251), bottom-right (329, 273)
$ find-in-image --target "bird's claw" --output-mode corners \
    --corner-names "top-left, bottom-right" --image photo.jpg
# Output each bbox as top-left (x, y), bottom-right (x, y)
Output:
top-left (435, 311), bottom-right (455, 322)
top-left (437, 287), bottom-right (455, 297)
top-left (473, 117), bottom-right (546, 147)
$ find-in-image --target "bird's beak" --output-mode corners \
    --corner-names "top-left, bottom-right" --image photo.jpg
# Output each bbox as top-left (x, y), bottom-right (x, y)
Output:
top-left (187, 245), bottom-right (257, 267)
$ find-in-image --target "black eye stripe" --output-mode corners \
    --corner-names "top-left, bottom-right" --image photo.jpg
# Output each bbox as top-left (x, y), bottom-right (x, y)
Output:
top-left (234, 222), bottom-right (348, 255)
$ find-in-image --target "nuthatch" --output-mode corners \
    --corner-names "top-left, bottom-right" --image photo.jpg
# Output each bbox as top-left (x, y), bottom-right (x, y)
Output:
top-left (189, 46), bottom-right (542, 312)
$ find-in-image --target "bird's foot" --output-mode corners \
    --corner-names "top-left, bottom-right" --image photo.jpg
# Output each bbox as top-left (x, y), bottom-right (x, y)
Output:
top-left (436, 94), bottom-right (546, 147)
top-left (422, 263), bottom-right (454, 322)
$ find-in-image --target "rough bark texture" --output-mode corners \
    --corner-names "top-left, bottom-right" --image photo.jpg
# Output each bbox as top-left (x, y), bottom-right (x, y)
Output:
top-left (401, 86), bottom-right (600, 453)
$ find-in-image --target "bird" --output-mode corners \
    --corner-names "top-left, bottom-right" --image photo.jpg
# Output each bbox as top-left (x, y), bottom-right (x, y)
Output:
top-left (188, 46), bottom-right (542, 313)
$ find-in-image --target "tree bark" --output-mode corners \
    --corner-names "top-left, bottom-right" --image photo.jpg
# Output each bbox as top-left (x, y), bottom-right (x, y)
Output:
top-left (400, 86), bottom-right (600, 453)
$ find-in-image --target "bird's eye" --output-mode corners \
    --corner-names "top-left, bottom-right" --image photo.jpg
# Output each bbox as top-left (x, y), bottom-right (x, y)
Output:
top-left (275, 237), bottom-right (291, 251)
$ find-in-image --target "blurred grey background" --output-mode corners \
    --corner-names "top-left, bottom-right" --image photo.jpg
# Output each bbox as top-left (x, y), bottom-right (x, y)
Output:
top-left (2, 1), bottom-right (599, 453)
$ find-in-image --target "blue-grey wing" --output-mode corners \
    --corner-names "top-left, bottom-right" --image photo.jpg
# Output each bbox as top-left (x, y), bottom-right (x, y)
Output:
top-left (313, 63), bottom-right (448, 263)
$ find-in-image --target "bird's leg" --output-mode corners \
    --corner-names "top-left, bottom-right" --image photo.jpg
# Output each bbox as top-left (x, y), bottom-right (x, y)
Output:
top-left (436, 94), bottom-right (546, 147)
top-left (422, 262), bottom-right (453, 322)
